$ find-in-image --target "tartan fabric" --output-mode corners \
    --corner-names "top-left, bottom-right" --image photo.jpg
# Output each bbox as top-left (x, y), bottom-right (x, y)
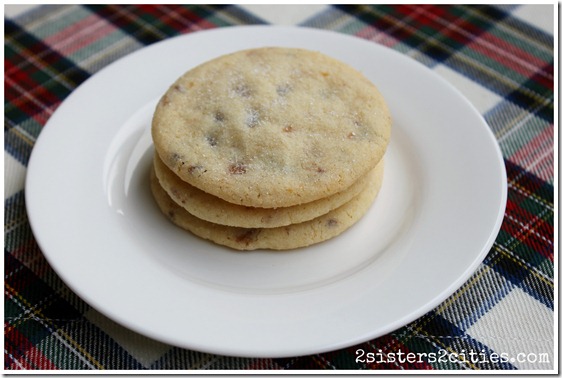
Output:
top-left (4, 4), bottom-right (555, 371)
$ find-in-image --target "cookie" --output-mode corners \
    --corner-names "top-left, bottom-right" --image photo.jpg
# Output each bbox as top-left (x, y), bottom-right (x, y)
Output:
top-left (153, 152), bottom-right (382, 228)
top-left (150, 163), bottom-right (384, 251)
top-left (152, 47), bottom-right (391, 208)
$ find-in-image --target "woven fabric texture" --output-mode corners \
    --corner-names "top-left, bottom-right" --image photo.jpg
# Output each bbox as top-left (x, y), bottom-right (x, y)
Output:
top-left (4, 4), bottom-right (555, 371)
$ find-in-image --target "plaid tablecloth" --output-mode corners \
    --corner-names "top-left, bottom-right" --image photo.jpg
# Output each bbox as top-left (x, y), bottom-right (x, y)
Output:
top-left (4, 4), bottom-right (556, 371)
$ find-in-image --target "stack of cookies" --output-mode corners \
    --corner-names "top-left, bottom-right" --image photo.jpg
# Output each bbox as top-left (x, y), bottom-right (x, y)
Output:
top-left (150, 47), bottom-right (391, 250)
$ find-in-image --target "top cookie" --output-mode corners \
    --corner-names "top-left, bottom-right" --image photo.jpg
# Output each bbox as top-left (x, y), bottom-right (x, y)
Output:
top-left (152, 47), bottom-right (391, 208)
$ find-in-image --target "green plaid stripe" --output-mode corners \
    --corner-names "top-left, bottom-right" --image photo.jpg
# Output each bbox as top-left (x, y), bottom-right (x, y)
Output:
top-left (5, 4), bottom-right (554, 370)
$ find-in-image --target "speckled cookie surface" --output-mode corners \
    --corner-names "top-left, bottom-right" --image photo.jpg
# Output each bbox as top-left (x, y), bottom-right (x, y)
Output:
top-left (150, 166), bottom-right (383, 251)
top-left (152, 47), bottom-right (391, 208)
top-left (153, 152), bottom-right (383, 228)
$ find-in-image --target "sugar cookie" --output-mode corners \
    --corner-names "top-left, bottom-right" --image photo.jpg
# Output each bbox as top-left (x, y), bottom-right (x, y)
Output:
top-left (152, 47), bottom-right (391, 208)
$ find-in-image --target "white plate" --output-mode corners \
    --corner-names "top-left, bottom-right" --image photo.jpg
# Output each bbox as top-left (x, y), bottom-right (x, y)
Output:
top-left (26, 26), bottom-right (507, 358)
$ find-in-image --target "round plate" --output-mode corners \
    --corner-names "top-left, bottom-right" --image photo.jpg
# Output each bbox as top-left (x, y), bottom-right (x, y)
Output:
top-left (26, 26), bottom-right (507, 358)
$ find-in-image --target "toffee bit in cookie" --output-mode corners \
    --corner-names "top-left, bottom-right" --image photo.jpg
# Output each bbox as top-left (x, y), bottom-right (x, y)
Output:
top-left (347, 131), bottom-right (356, 139)
top-left (235, 228), bottom-right (260, 246)
top-left (276, 84), bottom-right (292, 96)
top-left (246, 108), bottom-right (260, 128)
top-left (161, 94), bottom-right (171, 106)
top-left (187, 165), bottom-right (205, 175)
top-left (304, 162), bottom-right (326, 173)
top-left (174, 84), bottom-right (187, 93)
top-left (170, 187), bottom-right (181, 198)
top-left (214, 111), bottom-right (226, 123)
top-left (169, 152), bottom-right (185, 165)
top-left (229, 162), bottom-right (248, 175)
top-left (206, 135), bottom-right (218, 147)
top-left (326, 218), bottom-right (339, 228)
top-left (233, 82), bottom-right (252, 98)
